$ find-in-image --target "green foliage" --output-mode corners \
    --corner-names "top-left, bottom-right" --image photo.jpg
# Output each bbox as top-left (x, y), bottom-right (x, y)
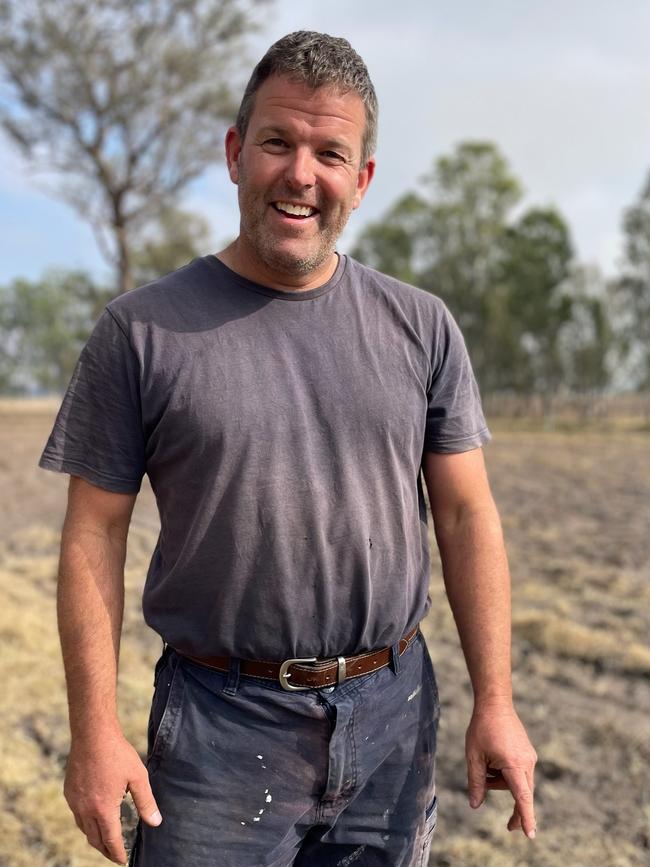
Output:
top-left (350, 193), bottom-right (429, 285)
top-left (421, 142), bottom-right (523, 338)
top-left (131, 206), bottom-right (213, 285)
top-left (0, 270), bottom-right (100, 392)
top-left (612, 169), bottom-right (650, 388)
top-left (495, 207), bottom-right (574, 393)
top-left (353, 140), bottom-right (615, 397)
top-left (0, 207), bottom-right (212, 393)
top-left (557, 265), bottom-right (616, 393)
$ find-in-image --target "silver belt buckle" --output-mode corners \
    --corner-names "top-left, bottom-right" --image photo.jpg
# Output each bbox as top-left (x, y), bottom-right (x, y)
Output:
top-left (278, 656), bottom-right (317, 691)
top-left (279, 654), bottom-right (348, 692)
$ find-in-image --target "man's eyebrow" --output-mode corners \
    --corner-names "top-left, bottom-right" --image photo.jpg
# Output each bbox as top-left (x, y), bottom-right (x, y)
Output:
top-left (257, 125), bottom-right (288, 138)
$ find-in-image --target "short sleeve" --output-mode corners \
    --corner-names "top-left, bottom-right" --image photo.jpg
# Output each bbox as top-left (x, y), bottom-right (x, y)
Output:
top-left (423, 304), bottom-right (491, 453)
top-left (38, 308), bottom-right (146, 493)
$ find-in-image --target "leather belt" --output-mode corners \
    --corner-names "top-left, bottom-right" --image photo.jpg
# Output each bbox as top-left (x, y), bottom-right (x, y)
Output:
top-left (175, 625), bottom-right (419, 692)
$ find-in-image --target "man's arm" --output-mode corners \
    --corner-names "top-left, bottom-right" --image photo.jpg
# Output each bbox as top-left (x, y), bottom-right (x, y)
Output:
top-left (422, 448), bottom-right (537, 840)
top-left (58, 475), bottom-right (161, 865)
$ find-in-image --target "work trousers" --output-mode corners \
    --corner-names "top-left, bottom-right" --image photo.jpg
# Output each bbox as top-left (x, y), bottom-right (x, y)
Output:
top-left (128, 628), bottom-right (440, 866)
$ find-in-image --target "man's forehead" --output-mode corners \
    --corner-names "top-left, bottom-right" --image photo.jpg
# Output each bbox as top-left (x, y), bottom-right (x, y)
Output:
top-left (258, 73), bottom-right (357, 100)
top-left (249, 75), bottom-right (366, 126)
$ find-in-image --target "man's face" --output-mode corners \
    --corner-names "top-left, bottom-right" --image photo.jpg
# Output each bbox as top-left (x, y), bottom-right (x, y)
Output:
top-left (225, 75), bottom-right (375, 285)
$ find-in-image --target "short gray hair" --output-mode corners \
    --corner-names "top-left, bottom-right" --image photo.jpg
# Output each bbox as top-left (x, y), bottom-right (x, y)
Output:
top-left (236, 31), bottom-right (378, 167)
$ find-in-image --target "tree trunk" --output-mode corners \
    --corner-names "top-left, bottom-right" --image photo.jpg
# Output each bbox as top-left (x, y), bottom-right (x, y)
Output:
top-left (115, 220), bottom-right (134, 294)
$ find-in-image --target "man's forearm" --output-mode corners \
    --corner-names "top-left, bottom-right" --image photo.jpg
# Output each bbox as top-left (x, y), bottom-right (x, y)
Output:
top-left (424, 450), bottom-right (537, 836)
top-left (435, 501), bottom-right (513, 708)
top-left (58, 517), bottom-right (127, 741)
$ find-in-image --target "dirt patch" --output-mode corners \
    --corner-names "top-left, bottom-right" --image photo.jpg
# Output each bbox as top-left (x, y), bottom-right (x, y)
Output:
top-left (424, 430), bottom-right (650, 866)
top-left (1, 401), bottom-right (649, 865)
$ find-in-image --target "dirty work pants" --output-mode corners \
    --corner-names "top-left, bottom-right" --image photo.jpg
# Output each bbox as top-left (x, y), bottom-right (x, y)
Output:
top-left (128, 628), bottom-right (440, 866)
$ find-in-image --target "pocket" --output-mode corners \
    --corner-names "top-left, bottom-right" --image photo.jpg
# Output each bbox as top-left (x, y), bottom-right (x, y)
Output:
top-left (152, 644), bottom-right (172, 689)
top-left (127, 819), bottom-right (141, 866)
top-left (418, 794), bottom-right (438, 866)
top-left (146, 653), bottom-right (185, 775)
top-left (417, 633), bottom-right (440, 711)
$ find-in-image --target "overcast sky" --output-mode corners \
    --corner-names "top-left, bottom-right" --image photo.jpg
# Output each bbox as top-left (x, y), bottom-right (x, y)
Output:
top-left (1, 0), bottom-right (649, 285)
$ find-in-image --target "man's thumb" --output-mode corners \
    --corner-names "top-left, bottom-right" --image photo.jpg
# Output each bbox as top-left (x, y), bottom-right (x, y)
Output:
top-left (467, 754), bottom-right (486, 809)
top-left (129, 777), bottom-right (162, 826)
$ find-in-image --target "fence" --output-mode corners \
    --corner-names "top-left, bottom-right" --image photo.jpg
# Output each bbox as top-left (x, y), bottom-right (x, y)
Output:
top-left (482, 392), bottom-right (650, 427)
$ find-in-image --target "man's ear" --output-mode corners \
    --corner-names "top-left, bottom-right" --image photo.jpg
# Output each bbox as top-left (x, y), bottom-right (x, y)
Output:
top-left (352, 156), bottom-right (376, 210)
top-left (225, 127), bottom-right (242, 184)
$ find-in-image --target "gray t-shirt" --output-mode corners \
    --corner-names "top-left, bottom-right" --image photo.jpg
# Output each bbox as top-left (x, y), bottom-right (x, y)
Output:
top-left (39, 254), bottom-right (490, 659)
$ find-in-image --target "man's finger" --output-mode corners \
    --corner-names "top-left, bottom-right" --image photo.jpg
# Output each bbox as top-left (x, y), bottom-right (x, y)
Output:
top-left (129, 775), bottom-right (163, 827)
top-left (526, 766), bottom-right (536, 800)
top-left (523, 766), bottom-right (536, 834)
top-left (501, 767), bottom-right (536, 839)
top-left (507, 807), bottom-right (522, 832)
top-left (84, 817), bottom-right (113, 860)
top-left (466, 753), bottom-right (487, 808)
top-left (96, 813), bottom-right (128, 864)
top-left (71, 811), bottom-right (84, 833)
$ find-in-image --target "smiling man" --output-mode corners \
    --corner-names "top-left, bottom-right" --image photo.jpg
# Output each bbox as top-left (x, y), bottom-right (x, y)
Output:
top-left (40, 31), bottom-right (537, 867)
top-left (221, 74), bottom-right (373, 286)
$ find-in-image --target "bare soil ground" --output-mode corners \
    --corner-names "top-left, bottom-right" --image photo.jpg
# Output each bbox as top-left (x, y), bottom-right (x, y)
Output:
top-left (1, 400), bottom-right (648, 866)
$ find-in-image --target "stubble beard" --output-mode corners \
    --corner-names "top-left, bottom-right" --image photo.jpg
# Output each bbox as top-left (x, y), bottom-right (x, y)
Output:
top-left (242, 220), bottom-right (339, 276)
top-left (237, 179), bottom-right (352, 278)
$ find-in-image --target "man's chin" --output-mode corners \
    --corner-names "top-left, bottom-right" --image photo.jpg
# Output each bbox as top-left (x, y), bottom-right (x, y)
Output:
top-left (261, 243), bottom-right (334, 277)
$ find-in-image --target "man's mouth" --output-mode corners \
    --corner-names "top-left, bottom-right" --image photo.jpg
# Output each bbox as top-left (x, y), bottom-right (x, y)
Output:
top-left (272, 201), bottom-right (318, 219)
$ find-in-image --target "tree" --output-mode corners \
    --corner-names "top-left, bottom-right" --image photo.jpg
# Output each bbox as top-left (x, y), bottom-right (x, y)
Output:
top-left (613, 169), bottom-right (650, 388)
top-left (497, 207), bottom-right (574, 395)
top-left (353, 141), bottom-right (525, 389)
top-left (421, 142), bottom-right (522, 338)
top-left (351, 193), bottom-right (430, 286)
top-left (0, 0), bottom-right (269, 294)
top-left (352, 142), bottom-right (586, 399)
top-left (557, 265), bottom-right (615, 395)
top-left (131, 205), bottom-right (213, 285)
top-left (0, 207), bottom-right (212, 393)
top-left (0, 270), bottom-right (99, 392)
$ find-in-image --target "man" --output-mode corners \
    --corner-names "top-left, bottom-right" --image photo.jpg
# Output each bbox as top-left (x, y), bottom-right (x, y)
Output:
top-left (40, 31), bottom-right (537, 867)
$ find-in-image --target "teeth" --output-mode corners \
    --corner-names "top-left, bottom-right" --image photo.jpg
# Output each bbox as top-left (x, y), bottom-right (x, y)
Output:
top-left (275, 202), bottom-right (315, 217)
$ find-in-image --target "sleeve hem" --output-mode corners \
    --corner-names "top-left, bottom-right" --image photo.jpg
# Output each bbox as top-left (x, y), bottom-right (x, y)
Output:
top-left (38, 454), bottom-right (142, 494)
top-left (423, 427), bottom-right (492, 454)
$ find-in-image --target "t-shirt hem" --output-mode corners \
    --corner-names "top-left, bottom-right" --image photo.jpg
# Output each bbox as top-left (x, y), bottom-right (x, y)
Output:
top-left (38, 454), bottom-right (142, 494)
top-left (422, 426), bottom-right (492, 454)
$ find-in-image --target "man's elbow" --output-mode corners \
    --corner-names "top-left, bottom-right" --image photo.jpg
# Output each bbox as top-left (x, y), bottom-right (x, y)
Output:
top-left (432, 497), bottom-right (503, 544)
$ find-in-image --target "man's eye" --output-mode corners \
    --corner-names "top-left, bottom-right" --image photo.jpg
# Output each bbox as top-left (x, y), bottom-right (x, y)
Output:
top-left (322, 151), bottom-right (345, 162)
top-left (263, 138), bottom-right (287, 150)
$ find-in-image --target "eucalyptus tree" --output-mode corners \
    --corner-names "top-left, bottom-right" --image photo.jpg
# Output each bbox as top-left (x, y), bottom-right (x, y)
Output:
top-left (0, 0), bottom-right (270, 293)
top-left (614, 169), bottom-right (650, 388)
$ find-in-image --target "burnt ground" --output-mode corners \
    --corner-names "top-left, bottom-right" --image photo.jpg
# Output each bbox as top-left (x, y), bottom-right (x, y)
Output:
top-left (0, 401), bottom-right (648, 866)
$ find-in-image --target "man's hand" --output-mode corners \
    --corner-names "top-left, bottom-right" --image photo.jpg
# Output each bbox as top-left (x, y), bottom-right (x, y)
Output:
top-left (465, 703), bottom-right (538, 839)
top-left (64, 728), bottom-right (162, 864)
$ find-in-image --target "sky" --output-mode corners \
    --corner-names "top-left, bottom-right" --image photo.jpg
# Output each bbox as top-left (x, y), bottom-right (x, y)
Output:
top-left (1, 0), bottom-right (649, 286)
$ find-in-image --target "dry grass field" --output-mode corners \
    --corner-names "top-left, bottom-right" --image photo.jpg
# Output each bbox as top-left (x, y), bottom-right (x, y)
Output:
top-left (1, 399), bottom-right (648, 866)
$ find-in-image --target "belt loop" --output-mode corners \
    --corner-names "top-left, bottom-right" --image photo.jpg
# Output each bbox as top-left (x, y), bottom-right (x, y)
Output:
top-left (389, 641), bottom-right (401, 677)
top-left (223, 657), bottom-right (241, 696)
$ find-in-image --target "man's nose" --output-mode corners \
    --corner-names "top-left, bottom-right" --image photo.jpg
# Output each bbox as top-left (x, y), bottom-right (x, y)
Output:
top-left (284, 147), bottom-right (316, 188)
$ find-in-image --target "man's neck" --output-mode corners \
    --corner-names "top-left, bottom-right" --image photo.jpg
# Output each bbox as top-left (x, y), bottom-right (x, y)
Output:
top-left (215, 241), bottom-right (339, 293)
